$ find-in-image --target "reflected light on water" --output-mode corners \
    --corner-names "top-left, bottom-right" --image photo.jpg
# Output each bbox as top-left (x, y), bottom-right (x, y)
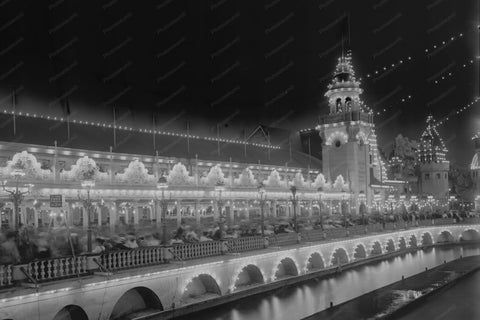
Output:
top-left (185, 245), bottom-right (480, 320)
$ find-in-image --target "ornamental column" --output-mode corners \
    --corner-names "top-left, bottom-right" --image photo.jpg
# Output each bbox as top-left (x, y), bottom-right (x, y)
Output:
top-left (227, 201), bottom-right (234, 226)
top-left (33, 207), bottom-right (39, 228)
top-left (98, 205), bottom-right (102, 226)
top-left (109, 200), bottom-right (117, 232)
top-left (82, 207), bottom-right (88, 228)
top-left (213, 199), bottom-right (220, 221)
top-left (133, 205), bottom-right (140, 225)
top-left (194, 199), bottom-right (200, 224)
top-left (176, 200), bottom-right (182, 227)
top-left (20, 204), bottom-right (27, 226)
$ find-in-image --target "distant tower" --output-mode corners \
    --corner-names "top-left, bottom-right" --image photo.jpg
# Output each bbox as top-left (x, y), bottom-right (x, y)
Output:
top-left (470, 133), bottom-right (480, 198)
top-left (316, 52), bottom-right (386, 210)
top-left (417, 115), bottom-right (449, 198)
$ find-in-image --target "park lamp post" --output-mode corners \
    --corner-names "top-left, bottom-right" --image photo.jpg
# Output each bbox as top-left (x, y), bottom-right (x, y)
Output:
top-left (290, 186), bottom-right (298, 233)
top-left (80, 179), bottom-right (95, 252)
top-left (341, 193), bottom-right (349, 230)
top-left (358, 193), bottom-right (367, 227)
top-left (2, 166), bottom-right (32, 229)
top-left (427, 195), bottom-right (434, 215)
top-left (449, 195), bottom-right (456, 211)
top-left (257, 183), bottom-right (266, 237)
top-left (215, 181), bottom-right (226, 224)
top-left (317, 187), bottom-right (324, 230)
top-left (157, 176), bottom-right (168, 245)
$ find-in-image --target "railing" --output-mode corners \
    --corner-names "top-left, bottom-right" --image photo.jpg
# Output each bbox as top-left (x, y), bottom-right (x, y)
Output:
top-left (226, 236), bottom-right (265, 253)
top-left (170, 241), bottom-right (224, 261)
top-left (0, 264), bottom-right (13, 287)
top-left (99, 247), bottom-right (165, 271)
top-left (2, 219), bottom-right (478, 288)
top-left (24, 256), bottom-right (88, 282)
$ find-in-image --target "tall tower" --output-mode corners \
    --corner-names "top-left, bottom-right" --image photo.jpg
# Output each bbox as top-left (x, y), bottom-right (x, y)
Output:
top-left (417, 115), bottom-right (449, 198)
top-left (471, 133), bottom-right (480, 207)
top-left (316, 52), bottom-right (385, 209)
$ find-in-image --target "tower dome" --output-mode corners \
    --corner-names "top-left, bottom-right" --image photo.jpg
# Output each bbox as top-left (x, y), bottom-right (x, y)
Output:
top-left (418, 115), bottom-right (448, 164)
top-left (471, 134), bottom-right (480, 170)
top-left (325, 51), bottom-right (364, 114)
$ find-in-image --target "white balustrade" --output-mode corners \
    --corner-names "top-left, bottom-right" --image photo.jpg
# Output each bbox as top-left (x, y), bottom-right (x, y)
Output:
top-left (170, 241), bottom-right (224, 260)
top-left (26, 256), bottom-right (88, 281)
top-left (99, 247), bottom-right (165, 271)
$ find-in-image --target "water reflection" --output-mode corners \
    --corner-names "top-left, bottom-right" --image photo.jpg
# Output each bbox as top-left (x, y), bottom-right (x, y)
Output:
top-left (183, 245), bottom-right (480, 320)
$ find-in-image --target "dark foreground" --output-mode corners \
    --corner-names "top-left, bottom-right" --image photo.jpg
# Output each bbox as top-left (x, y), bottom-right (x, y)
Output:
top-left (303, 254), bottom-right (480, 320)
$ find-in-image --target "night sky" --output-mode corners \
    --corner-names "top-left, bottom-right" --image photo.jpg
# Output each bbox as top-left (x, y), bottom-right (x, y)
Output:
top-left (0, 0), bottom-right (478, 165)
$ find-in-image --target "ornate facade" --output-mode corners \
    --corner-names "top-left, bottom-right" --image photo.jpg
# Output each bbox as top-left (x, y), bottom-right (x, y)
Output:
top-left (316, 52), bottom-right (389, 212)
top-left (417, 115), bottom-right (450, 198)
top-left (0, 141), bottom-right (353, 230)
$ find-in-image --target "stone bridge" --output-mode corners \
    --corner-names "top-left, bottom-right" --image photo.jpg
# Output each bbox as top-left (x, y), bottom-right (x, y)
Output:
top-left (1, 224), bottom-right (479, 320)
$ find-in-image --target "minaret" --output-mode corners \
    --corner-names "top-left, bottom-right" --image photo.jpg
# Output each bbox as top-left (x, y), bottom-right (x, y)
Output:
top-left (316, 52), bottom-right (378, 212)
top-left (417, 115), bottom-right (449, 198)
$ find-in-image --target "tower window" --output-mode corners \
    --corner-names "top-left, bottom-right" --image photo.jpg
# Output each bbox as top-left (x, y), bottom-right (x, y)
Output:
top-left (345, 97), bottom-right (352, 109)
top-left (335, 140), bottom-right (342, 148)
top-left (424, 173), bottom-right (430, 180)
top-left (436, 173), bottom-right (441, 179)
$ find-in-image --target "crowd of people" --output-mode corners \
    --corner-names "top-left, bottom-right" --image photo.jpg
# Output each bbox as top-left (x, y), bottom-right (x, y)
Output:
top-left (0, 209), bottom-right (477, 265)
top-left (0, 219), bottom-right (300, 264)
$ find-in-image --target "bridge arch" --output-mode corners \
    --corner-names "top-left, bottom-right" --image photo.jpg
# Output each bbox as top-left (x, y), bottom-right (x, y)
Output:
top-left (232, 264), bottom-right (264, 291)
top-left (53, 305), bottom-right (88, 320)
top-left (306, 252), bottom-right (325, 271)
top-left (460, 229), bottom-right (480, 241)
top-left (437, 230), bottom-right (454, 243)
top-left (109, 287), bottom-right (163, 320)
top-left (274, 257), bottom-right (299, 280)
top-left (409, 234), bottom-right (418, 248)
top-left (385, 238), bottom-right (396, 253)
top-left (182, 274), bottom-right (222, 301)
top-left (397, 237), bottom-right (407, 250)
top-left (352, 243), bottom-right (367, 260)
top-left (330, 247), bottom-right (349, 266)
top-left (421, 232), bottom-right (433, 246)
top-left (370, 240), bottom-right (383, 255)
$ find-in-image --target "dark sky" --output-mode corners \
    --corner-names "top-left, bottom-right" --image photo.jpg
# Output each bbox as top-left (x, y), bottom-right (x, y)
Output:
top-left (0, 0), bottom-right (478, 165)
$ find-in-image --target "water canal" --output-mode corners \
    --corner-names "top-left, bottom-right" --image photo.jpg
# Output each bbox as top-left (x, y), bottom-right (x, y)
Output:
top-left (180, 244), bottom-right (480, 320)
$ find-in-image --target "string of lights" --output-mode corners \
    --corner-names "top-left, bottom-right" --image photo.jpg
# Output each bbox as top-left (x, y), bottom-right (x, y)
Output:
top-left (0, 109), bottom-right (281, 150)
top-left (433, 58), bottom-right (475, 85)
top-left (373, 94), bottom-right (413, 116)
top-left (434, 97), bottom-right (480, 127)
top-left (365, 31), bottom-right (464, 80)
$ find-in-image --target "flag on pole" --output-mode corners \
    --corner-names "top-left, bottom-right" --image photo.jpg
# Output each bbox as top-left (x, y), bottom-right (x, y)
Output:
top-left (187, 120), bottom-right (190, 154)
top-left (267, 130), bottom-right (271, 161)
top-left (12, 88), bottom-right (16, 136)
top-left (113, 107), bottom-right (117, 148)
top-left (289, 136), bottom-right (292, 162)
top-left (217, 124), bottom-right (220, 156)
top-left (65, 99), bottom-right (71, 140)
top-left (244, 128), bottom-right (247, 157)
top-left (152, 112), bottom-right (156, 153)
top-left (308, 136), bottom-right (311, 165)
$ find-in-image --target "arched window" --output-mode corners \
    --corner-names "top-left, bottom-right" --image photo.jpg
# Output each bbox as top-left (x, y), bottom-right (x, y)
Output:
top-left (336, 98), bottom-right (342, 112)
top-left (345, 97), bottom-right (352, 110)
